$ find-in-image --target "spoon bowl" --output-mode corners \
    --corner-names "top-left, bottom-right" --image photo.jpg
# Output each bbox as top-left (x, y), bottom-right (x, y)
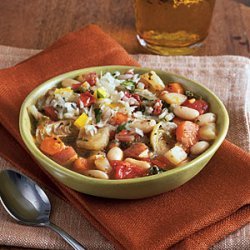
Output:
top-left (0, 169), bottom-right (50, 225)
top-left (0, 169), bottom-right (85, 250)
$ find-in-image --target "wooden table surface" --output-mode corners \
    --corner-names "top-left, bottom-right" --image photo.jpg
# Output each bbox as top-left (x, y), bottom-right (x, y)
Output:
top-left (0, 0), bottom-right (249, 56)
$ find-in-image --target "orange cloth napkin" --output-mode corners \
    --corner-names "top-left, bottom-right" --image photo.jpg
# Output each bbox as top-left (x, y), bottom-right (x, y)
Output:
top-left (0, 25), bottom-right (249, 249)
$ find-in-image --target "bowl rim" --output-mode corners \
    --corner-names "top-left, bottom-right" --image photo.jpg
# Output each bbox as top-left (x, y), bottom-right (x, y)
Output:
top-left (19, 65), bottom-right (229, 186)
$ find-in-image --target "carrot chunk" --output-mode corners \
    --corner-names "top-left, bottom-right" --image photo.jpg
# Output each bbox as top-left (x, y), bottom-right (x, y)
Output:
top-left (176, 121), bottom-right (199, 149)
top-left (72, 157), bottom-right (89, 174)
top-left (110, 112), bottom-right (128, 125)
top-left (40, 136), bottom-right (65, 156)
top-left (52, 147), bottom-right (77, 166)
top-left (165, 83), bottom-right (184, 94)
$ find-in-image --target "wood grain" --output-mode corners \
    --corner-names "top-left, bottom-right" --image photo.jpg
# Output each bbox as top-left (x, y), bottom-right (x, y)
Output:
top-left (0, 0), bottom-right (249, 56)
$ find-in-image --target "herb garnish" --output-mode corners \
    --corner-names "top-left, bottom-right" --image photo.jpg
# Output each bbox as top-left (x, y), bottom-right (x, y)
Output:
top-left (121, 81), bottom-right (135, 92)
top-left (162, 101), bottom-right (170, 109)
top-left (149, 166), bottom-right (166, 175)
top-left (94, 108), bottom-right (102, 123)
top-left (116, 123), bottom-right (127, 133)
top-left (185, 90), bottom-right (202, 100)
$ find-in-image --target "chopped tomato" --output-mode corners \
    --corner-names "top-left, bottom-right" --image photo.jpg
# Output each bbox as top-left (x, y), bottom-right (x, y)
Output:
top-left (72, 157), bottom-right (89, 174)
top-left (109, 130), bottom-right (116, 140)
top-left (110, 160), bottom-right (148, 179)
top-left (153, 100), bottom-right (163, 115)
top-left (40, 136), bottom-right (65, 156)
top-left (124, 143), bottom-right (149, 160)
top-left (151, 155), bottom-right (172, 170)
top-left (176, 121), bottom-right (199, 149)
top-left (115, 130), bottom-right (135, 142)
top-left (124, 91), bottom-right (141, 105)
top-left (182, 99), bottom-right (209, 115)
top-left (124, 91), bottom-right (131, 98)
top-left (107, 141), bottom-right (120, 151)
top-left (71, 83), bottom-right (82, 90)
top-left (134, 133), bottom-right (143, 142)
top-left (83, 72), bottom-right (98, 86)
top-left (165, 82), bottom-right (184, 94)
top-left (110, 112), bottom-right (128, 125)
top-left (131, 93), bottom-right (141, 105)
top-left (44, 106), bottom-right (58, 121)
top-left (79, 91), bottom-right (96, 107)
top-left (52, 146), bottom-right (77, 166)
top-left (173, 117), bottom-right (184, 126)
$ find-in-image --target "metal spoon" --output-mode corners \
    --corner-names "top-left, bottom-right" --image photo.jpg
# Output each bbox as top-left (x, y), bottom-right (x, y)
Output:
top-left (0, 169), bottom-right (86, 250)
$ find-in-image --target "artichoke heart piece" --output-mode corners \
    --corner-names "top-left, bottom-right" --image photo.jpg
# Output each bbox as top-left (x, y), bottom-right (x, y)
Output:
top-left (150, 122), bottom-right (170, 155)
top-left (77, 127), bottom-right (110, 151)
top-left (140, 71), bottom-right (165, 92)
top-left (35, 120), bottom-right (73, 144)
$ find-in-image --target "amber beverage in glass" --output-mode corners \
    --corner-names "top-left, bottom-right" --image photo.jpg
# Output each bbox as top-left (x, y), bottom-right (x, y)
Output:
top-left (134, 0), bottom-right (216, 55)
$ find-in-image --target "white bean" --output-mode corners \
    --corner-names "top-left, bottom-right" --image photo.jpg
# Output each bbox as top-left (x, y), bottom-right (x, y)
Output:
top-left (173, 106), bottom-right (200, 120)
top-left (164, 145), bottom-right (187, 165)
top-left (107, 147), bottom-right (123, 161)
top-left (61, 78), bottom-right (80, 88)
top-left (198, 123), bottom-right (217, 141)
top-left (190, 141), bottom-right (210, 155)
top-left (130, 119), bottom-right (156, 133)
top-left (196, 113), bottom-right (216, 126)
top-left (94, 156), bottom-right (112, 173)
top-left (84, 170), bottom-right (109, 179)
top-left (125, 158), bottom-right (151, 169)
top-left (160, 92), bottom-right (187, 105)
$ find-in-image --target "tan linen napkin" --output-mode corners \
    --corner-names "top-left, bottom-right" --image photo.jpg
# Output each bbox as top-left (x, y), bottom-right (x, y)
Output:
top-left (0, 37), bottom-right (249, 250)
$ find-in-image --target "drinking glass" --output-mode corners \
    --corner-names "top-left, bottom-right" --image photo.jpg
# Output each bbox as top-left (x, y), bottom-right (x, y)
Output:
top-left (134, 0), bottom-right (216, 55)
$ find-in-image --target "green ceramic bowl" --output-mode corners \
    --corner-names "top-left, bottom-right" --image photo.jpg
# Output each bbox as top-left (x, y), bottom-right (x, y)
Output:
top-left (19, 66), bottom-right (229, 199)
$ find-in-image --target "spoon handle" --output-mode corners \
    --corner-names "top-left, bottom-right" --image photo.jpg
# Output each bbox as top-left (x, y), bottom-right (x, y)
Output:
top-left (47, 222), bottom-right (86, 250)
